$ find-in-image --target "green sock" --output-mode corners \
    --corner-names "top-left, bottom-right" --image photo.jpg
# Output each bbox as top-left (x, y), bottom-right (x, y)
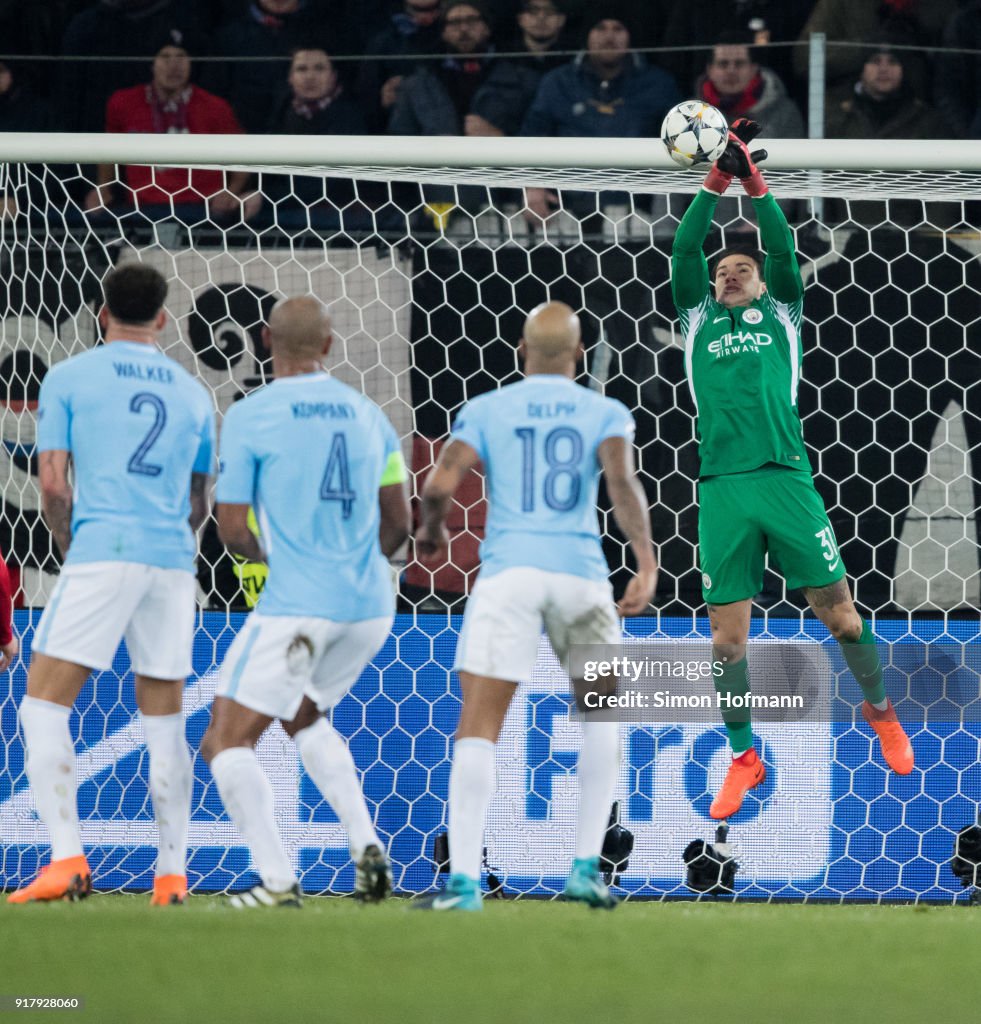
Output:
top-left (713, 657), bottom-right (753, 754)
top-left (840, 618), bottom-right (886, 705)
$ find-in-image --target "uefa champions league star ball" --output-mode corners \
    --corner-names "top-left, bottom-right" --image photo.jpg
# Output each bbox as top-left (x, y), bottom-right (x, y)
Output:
top-left (660, 101), bottom-right (729, 169)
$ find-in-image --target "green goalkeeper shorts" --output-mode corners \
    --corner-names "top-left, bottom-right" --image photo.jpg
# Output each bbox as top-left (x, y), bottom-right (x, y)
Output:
top-left (697, 465), bottom-right (847, 605)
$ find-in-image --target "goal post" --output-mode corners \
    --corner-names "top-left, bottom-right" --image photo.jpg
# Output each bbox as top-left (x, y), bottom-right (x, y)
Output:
top-left (0, 134), bottom-right (979, 902)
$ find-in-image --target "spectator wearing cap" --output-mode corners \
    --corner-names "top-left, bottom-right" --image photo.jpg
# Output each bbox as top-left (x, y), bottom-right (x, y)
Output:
top-left (795, 0), bottom-right (957, 94)
top-left (823, 34), bottom-right (950, 228)
top-left (59, 0), bottom-right (205, 132)
top-left (84, 34), bottom-right (260, 222)
top-left (520, 2), bottom-right (679, 219)
top-left (263, 47), bottom-right (373, 229)
top-left (697, 32), bottom-right (803, 139)
top-left (825, 35), bottom-right (940, 139)
top-left (357, 0), bottom-right (445, 134)
top-left (504, 0), bottom-right (572, 76)
top-left (388, 1), bottom-right (539, 137)
top-left (520, 3), bottom-right (679, 139)
top-left (213, 0), bottom-right (333, 135)
top-left (936, 1), bottom-right (981, 139)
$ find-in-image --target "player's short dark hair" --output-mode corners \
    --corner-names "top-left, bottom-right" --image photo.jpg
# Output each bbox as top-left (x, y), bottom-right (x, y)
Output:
top-left (102, 265), bottom-right (168, 324)
top-left (710, 245), bottom-right (765, 279)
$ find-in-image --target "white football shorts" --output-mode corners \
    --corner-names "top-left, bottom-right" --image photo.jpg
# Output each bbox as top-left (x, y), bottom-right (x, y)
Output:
top-left (216, 612), bottom-right (393, 720)
top-left (32, 561), bottom-right (196, 678)
top-left (455, 566), bottom-right (621, 682)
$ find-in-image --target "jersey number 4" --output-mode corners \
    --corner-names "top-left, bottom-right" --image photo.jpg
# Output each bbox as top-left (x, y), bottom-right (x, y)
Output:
top-left (319, 432), bottom-right (355, 519)
top-left (127, 392), bottom-right (167, 477)
top-left (515, 426), bottom-right (583, 512)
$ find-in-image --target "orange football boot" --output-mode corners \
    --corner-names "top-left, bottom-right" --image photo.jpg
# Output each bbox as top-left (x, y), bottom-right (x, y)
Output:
top-left (7, 855), bottom-right (91, 904)
top-left (151, 874), bottom-right (187, 906)
top-left (863, 700), bottom-right (915, 775)
top-left (710, 748), bottom-right (766, 820)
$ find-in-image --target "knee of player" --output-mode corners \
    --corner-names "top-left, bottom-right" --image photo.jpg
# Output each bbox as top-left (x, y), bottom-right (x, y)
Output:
top-left (829, 614), bottom-right (863, 644)
top-left (712, 642), bottom-right (747, 665)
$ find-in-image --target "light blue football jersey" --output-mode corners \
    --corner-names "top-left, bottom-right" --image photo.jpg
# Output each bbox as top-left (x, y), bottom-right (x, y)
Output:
top-left (37, 341), bottom-right (215, 571)
top-left (217, 371), bottom-right (405, 621)
top-left (451, 375), bottom-right (635, 581)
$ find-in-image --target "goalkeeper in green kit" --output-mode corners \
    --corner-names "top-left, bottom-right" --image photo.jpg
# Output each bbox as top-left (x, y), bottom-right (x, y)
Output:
top-left (671, 119), bottom-right (914, 819)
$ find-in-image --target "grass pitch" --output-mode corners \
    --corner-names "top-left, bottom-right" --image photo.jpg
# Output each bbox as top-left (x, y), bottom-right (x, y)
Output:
top-left (1, 896), bottom-right (976, 1024)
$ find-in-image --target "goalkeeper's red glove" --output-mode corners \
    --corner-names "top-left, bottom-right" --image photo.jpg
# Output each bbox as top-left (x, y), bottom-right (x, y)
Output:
top-left (702, 118), bottom-right (766, 196)
top-left (715, 118), bottom-right (769, 197)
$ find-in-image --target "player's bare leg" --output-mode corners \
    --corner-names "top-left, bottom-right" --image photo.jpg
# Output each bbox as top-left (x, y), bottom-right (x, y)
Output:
top-left (805, 580), bottom-right (913, 774)
top-left (707, 600), bottom-right (766, 820)
top-left (415, 672), bottom-right (516, 912)
top-left (283, 697), bottom-right (390, 902)
top-left (9, 655), bottom-right (94, 903)
top-left (135, 675), bottom-right (192, 906)
top-left (202, 697), bottom-right (301, 907)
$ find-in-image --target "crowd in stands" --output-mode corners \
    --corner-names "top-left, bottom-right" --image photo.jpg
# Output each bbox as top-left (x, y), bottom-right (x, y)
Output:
top-left (0, 0), bottom-right (978, 225)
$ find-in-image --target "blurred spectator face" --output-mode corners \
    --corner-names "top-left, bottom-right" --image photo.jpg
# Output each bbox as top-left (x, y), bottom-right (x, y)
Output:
top-left (0, 63), bottom-right (10, 97)
top-left (406, 0), bottom-right (441, 27)
top-left (707, 45), bottom-right (758, 97)
top-left (861, 52), bottom-right (903, 99)
top-left (587, 19), bottom-right (630, 67)
top-left (518, 1), bottom-right (566, 45)
top-left (259, 0), bottom-right (301, 13)
top-left (289, 50), bottom-right (337, 102)
top-left (153, 46), bottom-right (191, 94)
top-left (442, 4), bottom-right (491, 55)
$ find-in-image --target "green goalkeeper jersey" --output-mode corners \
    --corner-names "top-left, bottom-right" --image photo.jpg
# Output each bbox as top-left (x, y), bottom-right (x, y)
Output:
top-left (671, 189), bottom-right (809, 479)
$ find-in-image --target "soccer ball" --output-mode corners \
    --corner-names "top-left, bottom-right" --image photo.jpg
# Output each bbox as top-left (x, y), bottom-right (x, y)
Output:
top-left (660, 101), bottom-right (729, 169)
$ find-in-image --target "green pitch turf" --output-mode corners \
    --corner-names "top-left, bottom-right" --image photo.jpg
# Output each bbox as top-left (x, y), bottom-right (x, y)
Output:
top-left (0, 896), bottom-right (976, 1024)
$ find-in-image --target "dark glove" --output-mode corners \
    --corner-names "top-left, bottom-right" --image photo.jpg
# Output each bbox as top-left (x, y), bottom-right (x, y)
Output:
top-left (715, 118), bottom-right (769, 196)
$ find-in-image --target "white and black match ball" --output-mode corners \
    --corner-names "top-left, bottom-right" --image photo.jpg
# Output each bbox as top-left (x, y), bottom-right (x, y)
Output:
top-left (660, 101), bottom-right (729, 169)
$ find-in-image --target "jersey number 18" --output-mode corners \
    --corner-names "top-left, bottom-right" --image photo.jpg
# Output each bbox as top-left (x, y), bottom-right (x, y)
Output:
top-left (515, 426), bottom-right (583, 512)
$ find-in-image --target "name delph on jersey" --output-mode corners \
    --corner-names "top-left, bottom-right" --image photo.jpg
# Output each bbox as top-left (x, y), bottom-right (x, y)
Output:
top-left (450, 375), bottom-right (635, 583)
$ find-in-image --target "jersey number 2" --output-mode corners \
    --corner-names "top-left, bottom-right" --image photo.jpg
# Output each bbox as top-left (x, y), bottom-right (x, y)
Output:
top-left (320, 432), bottom-right (355, 519)
top-left (127, 392), bottom-right (167, 477)
top-left (515, 426), bottom-right (583, 512)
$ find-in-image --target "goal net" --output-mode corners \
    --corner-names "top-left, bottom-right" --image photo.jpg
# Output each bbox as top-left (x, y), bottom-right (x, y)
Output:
top-left (0, 134), bottom-right (979, 902)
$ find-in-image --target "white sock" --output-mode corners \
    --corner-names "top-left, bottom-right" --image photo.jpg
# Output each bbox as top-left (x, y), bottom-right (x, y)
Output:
top-left (872, 698), bottom-right (889, 711)
top-left (574, 720), bottom-right (620, 861)
top-left (294, 717), bottom-right (380, 859)
top-left (19, 695), bottom-right (83, 861)
top-left (210, 746), bottom-right (296, 893)
top-left (448, 737), bottom-right (496, 881)
top-left (141, 712), bottom-right (192, 877)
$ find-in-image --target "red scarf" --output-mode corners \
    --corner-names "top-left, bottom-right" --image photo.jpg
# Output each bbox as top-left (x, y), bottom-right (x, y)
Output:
top-left (701, 74), bottom-right (764, 120)
top-left (146, 84), bottom-right (192, 134)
